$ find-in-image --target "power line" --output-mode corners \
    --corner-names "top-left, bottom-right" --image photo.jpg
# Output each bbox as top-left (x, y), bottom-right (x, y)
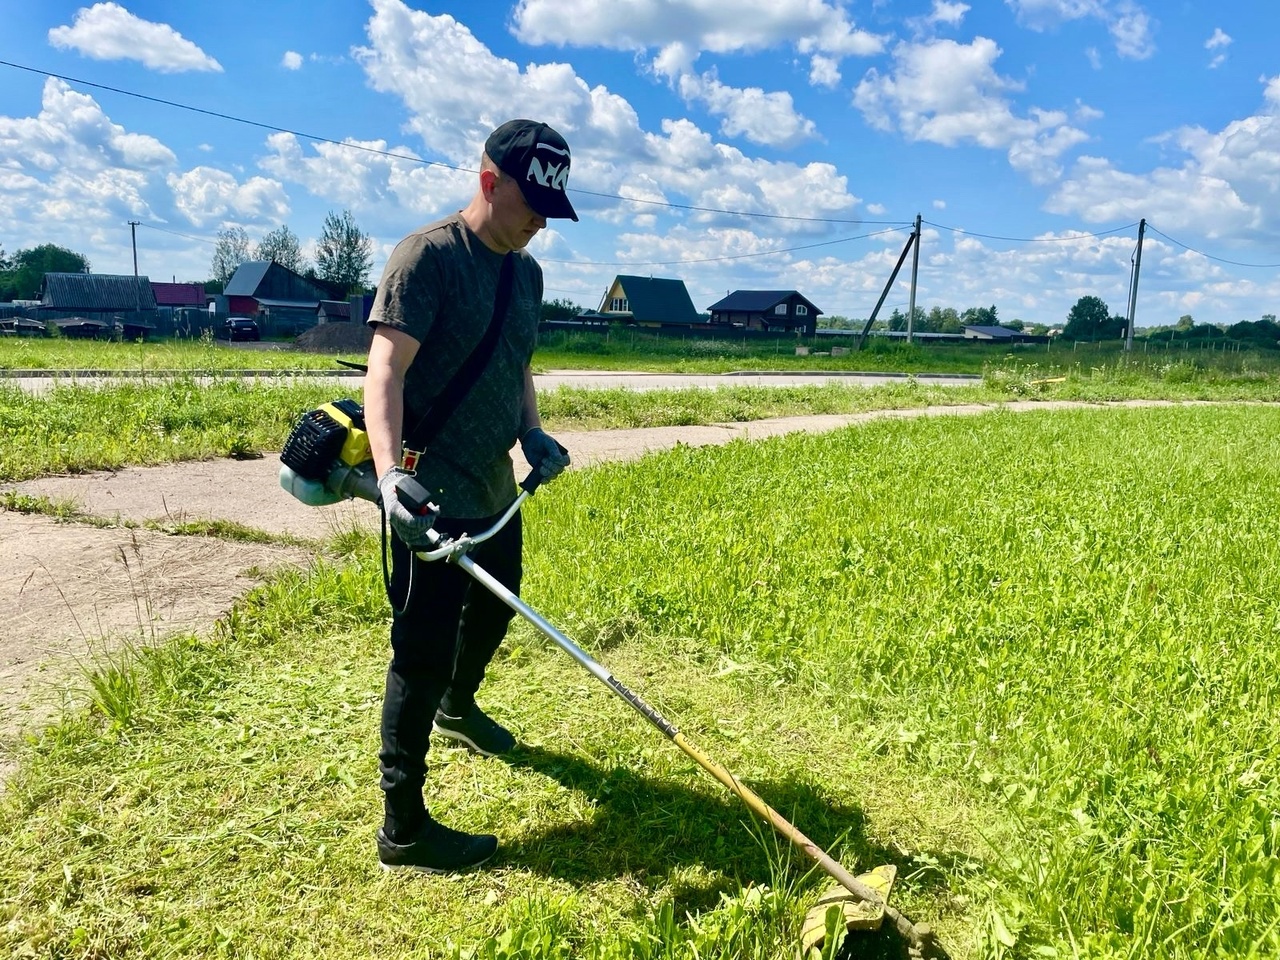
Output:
top-left (136, 221), bottom-right (219, 246)
top-left (0, 57), bottom-right (888, 228)
top-left (923, 219), bottom-right (1141, 243)
top-left (540, 225), bottom-right (909, 267)
top-left (1146, 222), bottom-right (1280, 269)
top-left (135, 215), bottom-right (908, 270)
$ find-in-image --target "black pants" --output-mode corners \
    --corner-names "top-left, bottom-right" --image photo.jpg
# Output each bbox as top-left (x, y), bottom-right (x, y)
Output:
top-left (378, 510), bottom-right (522, 833)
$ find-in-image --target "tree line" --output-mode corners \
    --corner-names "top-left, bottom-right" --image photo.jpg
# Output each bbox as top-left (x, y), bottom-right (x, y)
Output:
top-left (209, 209), bottom-right (374, 298)
top-left (0, 244), bottom-right (91, 302)
top-left (1061, 295), bottom-right (1280, 348)
top-left (817, 295), bottom-right (1279, 348)
top-left (0, 209), bottom-right (375, 304)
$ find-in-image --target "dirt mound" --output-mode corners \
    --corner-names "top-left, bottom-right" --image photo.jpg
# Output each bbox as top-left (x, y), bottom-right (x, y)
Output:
top-left (294, 321), bottom-right (373, 354)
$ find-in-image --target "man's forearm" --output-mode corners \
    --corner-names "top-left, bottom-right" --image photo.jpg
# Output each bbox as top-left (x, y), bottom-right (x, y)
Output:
top-left (519, 366), bottom-right (541, 437)
top-left (365, 366), bottom-right (405, 479)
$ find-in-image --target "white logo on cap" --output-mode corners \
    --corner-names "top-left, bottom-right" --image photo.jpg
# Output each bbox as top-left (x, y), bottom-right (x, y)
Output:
top-left (526, 151), bottom-right (570, 193)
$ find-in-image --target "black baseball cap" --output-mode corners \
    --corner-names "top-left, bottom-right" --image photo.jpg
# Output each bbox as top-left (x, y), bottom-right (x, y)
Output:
top-left (484, 119), bottom-right (579, 221)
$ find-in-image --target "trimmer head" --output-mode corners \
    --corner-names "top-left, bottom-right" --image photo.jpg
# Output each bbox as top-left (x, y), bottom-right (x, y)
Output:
top-left (799, 864), bottom-right (898, 956)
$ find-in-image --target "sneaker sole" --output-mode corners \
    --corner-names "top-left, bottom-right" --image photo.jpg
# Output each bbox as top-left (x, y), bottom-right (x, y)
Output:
top-left (378, 846), bottom-right (496, 875)
top-left (431, 721), bottom-right (511, 758)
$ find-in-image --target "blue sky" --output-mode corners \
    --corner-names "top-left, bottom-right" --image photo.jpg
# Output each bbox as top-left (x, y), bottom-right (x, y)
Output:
top-left (1, 0), bottom-right (1278, 327)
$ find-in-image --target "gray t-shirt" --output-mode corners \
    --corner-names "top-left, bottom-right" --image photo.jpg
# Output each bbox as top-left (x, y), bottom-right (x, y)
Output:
top-left (367, 213), bottom-right (542, 518)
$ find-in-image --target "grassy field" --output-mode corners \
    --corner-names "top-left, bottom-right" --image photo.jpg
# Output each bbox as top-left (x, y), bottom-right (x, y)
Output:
top-left (2, 404), bottom-right (1279, 958)
top-left (3, 328), bottom-right (1277, 377)
top-left (2, 353), bottom-right (1279, 485)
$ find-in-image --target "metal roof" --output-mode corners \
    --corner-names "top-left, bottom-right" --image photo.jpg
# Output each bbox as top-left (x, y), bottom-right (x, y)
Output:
top-left (40, 273), bottom-right (158, 310)
top-left (223, 260), bottom-right (274, 296)
top-left (963, 325), bottom-right (1018, 338)
top-left (612, 275), bottom-right (701, 324)
top-left (257, 298), bottom-right (320, 308)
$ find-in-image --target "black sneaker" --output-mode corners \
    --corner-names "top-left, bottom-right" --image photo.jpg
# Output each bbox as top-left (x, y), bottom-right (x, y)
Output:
top-left (376, 817), bottom-right (498, 874)
top-left (432, 704), bottom-right (516, 756)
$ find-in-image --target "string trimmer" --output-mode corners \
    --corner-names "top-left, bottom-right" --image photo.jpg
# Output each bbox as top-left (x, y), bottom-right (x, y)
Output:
top-left (277, 402), bottom-right (943, 958)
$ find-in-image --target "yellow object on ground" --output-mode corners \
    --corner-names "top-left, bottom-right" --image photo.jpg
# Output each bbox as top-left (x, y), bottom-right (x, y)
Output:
top-left (798, 864), bottom-right (898, 956)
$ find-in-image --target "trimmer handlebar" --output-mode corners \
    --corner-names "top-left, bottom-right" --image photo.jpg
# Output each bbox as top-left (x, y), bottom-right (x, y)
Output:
top-left (409, 467), bottom-right (540, 563)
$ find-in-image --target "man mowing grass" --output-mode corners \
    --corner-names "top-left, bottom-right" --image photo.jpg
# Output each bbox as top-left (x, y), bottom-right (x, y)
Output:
top-left (363, 119), bottom-right (576, 873)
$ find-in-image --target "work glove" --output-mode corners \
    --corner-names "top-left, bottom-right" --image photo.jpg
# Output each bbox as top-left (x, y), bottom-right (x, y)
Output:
top-left (520, 427), bottom-right (571, 484)
top-left (377, 467), bottom-right (437, 548)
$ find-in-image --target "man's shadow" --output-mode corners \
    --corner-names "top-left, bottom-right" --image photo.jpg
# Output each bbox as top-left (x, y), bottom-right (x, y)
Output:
top-left (497, 743), bottom-right (956, 922)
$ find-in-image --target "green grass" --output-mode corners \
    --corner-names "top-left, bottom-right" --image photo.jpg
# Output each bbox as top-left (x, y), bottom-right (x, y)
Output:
top-left (0, 378), bottom-right (349, 482)
top-left (0, 334), bottom-right (366, 372)
top-left (533, 328), bottom-right (1278, 376)
top-left (3, 358), bottom-right (1278, 483)
top-left (4, 329), bottom-right (1277, 378)
top-left (3, 405), bottom-right (1279, 958)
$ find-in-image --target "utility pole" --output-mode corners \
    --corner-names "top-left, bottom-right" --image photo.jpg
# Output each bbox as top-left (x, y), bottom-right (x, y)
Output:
top-left (856, 229), bottom-right (918, 351)
top-left (1125, 218), bottom-right (1145, 352)
top-left (906, 213), bottom-right (921, 345)
top-left (128, 221), bottom-right (140, 276)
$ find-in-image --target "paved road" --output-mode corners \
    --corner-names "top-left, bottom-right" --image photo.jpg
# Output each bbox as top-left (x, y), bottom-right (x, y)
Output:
top-left (2, 369), bottom-right (981, 394)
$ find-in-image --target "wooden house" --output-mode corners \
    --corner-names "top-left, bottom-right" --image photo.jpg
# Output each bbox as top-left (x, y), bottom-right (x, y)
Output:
top-left (706, 290), bottom-right (821, 336)
top-left (598, 275), bottom-right (702, 328)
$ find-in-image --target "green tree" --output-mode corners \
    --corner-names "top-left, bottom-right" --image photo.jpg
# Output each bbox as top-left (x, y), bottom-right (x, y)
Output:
top-left (1063, 295), bottom-right (1113, 341)
top-left (961, 304), bottom-right (999, 327)
top-left (1176, 314), bottom-right (1194, 331)
top-left (0, 243), bottom-right (91, 301)
top-left (925, 305), bottom-right (964, 334)
top-left (255, 225), bottom-right (308, 273)
top-left (818, 314), bottom-right (854, 330)
top-left (315, 210), bottom-right (374, 297)
top-left (210, 226), bottom-right (252, 286)
top-left (540, 297), bottom-right (585, 322)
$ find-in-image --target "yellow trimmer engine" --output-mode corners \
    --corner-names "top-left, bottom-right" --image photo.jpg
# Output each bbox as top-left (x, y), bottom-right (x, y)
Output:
top-left (279, 399), bottom-right (380, 506)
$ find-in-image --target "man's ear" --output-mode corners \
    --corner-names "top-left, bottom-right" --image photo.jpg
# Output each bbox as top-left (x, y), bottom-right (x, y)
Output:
top-left (479, 170), bottom-right (500, 200)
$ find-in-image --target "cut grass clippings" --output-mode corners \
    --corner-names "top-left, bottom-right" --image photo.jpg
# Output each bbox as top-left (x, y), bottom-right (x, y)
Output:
top-left (2, 404), bottom-right (1279, 958)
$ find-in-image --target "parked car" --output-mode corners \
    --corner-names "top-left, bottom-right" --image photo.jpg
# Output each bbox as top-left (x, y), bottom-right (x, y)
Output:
top-left (220, 317), bottom-right (261, 341)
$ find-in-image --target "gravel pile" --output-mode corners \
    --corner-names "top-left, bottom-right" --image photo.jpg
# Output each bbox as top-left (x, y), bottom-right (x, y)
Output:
top-left (294, 321), bottom-right (373, 354)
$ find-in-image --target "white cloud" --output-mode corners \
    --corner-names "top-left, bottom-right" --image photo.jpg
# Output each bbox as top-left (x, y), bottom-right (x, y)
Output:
top-left (0, 78), bottom-right (228, 280)
top-left (1205, 27), bottom-right (1232, 50)
top-left (907, 0), bottom-right (970, 34)
top-left (1048, 76), bottom-right (1280, 242)
top-left (0, 78), bottom-right (175, 173)
top-left (1205, 28), bottom-right (1231, 69)
top-left (852, 37), bottom-right (1090, 182)
top-left (166, 167), bottom-right (290, 227)
top-left (866, 202), bottom-right (887, 216)
top-left (1004, 0), bottom-right (1105, 30)
top-left (933, 199), bottom-right (946, 209)
top-left (511, 0), bottom-right (884, 94)
top-left (1074, 100), bottom-right (1104, 123)
top-left (48, 3), bottom-right (222, 73)
top-left (282, 50), bottom-right (303, 70)
top-left (676, 70), bottom-right (818, 147)
top-left (259, 132), bottom-right (471, 222)
top-left (1005, 0), bottom-right (1154, 61)
top-left (1108, 6), bottom-right (1154, 60)
top-left (535, 3), bottom-right (824, 149)
top-left (1085, 46), bottom-right (1102, 70)
top-left (809, 55), bottom-right (841, 88)
top-left (351, 0), bottom-right (860, 229)
top-left (931, 1), bottom-right (971, 26)
top-left (512, 0), bottom-right (884, 57)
